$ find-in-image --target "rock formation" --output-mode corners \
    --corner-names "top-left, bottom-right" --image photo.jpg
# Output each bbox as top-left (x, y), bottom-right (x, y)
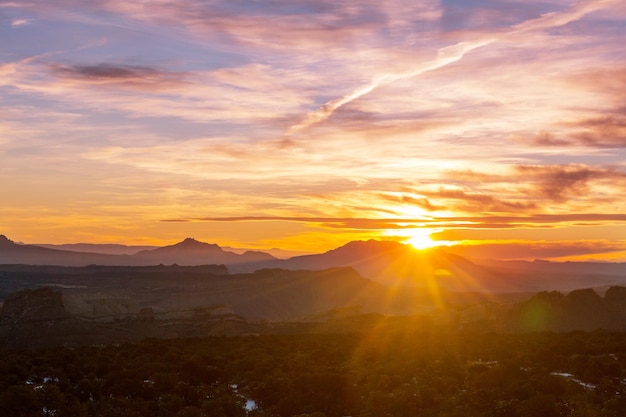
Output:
top-left (1, 287), bottom-right (69, 322)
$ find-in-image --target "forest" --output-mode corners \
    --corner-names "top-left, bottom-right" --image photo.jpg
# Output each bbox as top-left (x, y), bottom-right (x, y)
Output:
top-left (1, 328), bottom-right (625, 417)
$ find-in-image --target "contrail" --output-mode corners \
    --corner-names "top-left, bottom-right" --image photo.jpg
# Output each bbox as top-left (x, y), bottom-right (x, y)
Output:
top-left (286, 39), bottom-right (494, 135)
top-left (286, 0), bottom-right (616, 135)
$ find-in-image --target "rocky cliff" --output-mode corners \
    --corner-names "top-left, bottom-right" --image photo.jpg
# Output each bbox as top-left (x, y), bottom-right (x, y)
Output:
top-left (1, 287), bottom-right (69, 322)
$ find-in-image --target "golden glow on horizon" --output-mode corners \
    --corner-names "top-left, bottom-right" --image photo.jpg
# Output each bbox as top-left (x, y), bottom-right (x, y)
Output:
top-left (389, 227), bottom-right (459, 250)
top-left (406, 229), bottom-right (438, 250)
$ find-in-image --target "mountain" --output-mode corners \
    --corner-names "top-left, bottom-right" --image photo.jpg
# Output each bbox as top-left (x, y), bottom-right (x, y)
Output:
top-left (237, 240), bottom-right (626, 293)
top-left (3, 234), bottom-right (626, 294)
top-left (0, 235), bottom-right (275, 268)
top-left (222, 245), bottom-right (311, 259)
top-left (36, 241), bottom-right (303, 259)
top-left (132, 238), bottom-right (276, 266)
top-left (36, 243), bottom-right (158, 255)
top-left (250, 240), bottom-right (514, 292)
top-left (0, 235), bottom-right (130, 266)
top-left (475, 258), bottom-right (626, 281)
top-left (506, 286), bottom-right (626, 331)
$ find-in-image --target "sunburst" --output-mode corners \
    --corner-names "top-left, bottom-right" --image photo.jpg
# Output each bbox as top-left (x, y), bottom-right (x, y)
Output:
top-left (405, 229), bottom-right (437, 250)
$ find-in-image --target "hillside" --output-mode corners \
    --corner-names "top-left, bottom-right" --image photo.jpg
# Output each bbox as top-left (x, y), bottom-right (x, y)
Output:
top-left (0, 264), bottom-right (437, 323)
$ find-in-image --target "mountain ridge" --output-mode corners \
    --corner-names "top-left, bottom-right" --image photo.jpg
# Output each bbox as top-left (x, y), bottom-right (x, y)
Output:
top-left (2, 235), bottom-right (626, 293)
top-left (35, 242), bottom-right (159, 255)
top-left (0, 235), bottom-right (276, 269)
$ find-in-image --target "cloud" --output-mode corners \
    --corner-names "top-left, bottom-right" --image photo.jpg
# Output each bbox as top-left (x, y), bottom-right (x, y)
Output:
top-left (0, 56), bottom-right (38, 83)
top-left (573, 114), bottom-right (626, 147)
top-left (50, 63), bottom-right (187, 90)
top-left (530, 131), bottom-right (573, 147)
top-left (106, 0), bottom-right (443, 47)
top-left (10, 18), bottom-right (33, 27)
top-left (163, 213), bottom-right (626, 230)
top-left (56, 63), bottom-right (161, 79)
top-left (286, 0), bottom-right (619, 134)
top-left (515, 164), bottom-right (626, 202)
top-left (440, 0), bottom-right (546, 31)
top-left (442, 213), bottom-right (626, 225)
top-left (3, 57), bottom-right (313, 124)
top-left (446, 239), bottom-right (626, 260)
top-left (439, 164), bottom-right (626, 210)
top-left (509, 0), bottom-right (618, 32)
top-left (286, 38), bottom-right (495, 134)
top-left (378, 193), bottom-right (445, 212)
top-left (421, 188), bottom-right (538, 212)
top-left (527, 68), bottom-right (626, 148)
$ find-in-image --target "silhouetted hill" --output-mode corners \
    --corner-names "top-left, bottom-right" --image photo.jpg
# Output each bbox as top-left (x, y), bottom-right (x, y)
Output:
top-left (0, 235), bottom-right (131, 266)
top-left (36, 243), bottom-right (158, 255)
top-left (0, 235), bottom-right (276, 268)
top-left (477, 258), bottom-right (626, 276)
top-left (132, 238), bottom-right (276, 267)
top-left (471, 258), bottom-right (626, 293)
top-left (506, 286), bottom-right (626, 331)
top-left (249, 240), bottom-right (531, 292)
top-left (251, 240), bottom-right (626, 293)
top-left (0, 235), bottom-right (13, 248)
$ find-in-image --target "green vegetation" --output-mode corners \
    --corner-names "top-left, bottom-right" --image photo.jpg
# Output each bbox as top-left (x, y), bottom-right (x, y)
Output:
top-left (1, 329), bottom-right (625, 417)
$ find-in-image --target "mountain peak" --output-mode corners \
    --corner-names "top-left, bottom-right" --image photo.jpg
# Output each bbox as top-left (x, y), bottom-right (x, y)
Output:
top-left (166, 237), bottom-right (222, 252)
top-left (181, 237), bottom-right (201, 245)
top-left (175, 237), bottom-right (213, 247)
top-left (0, 234), bottom-right (16, 247)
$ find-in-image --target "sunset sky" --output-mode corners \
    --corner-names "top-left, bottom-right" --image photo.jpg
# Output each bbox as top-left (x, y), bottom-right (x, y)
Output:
top-left (2, 0), bottom-right (626, 261)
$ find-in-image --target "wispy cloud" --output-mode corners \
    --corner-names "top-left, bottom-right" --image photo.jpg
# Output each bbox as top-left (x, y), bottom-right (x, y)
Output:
top-left (286, 38), bottom-right (497, 135)
top-left (164, 213), bottom-right (626, 230)
top-left (515, 164), bottom-right (626, 202)
top-left (446, 239), bottom-right (626, 261)
top-left (10, 18), bottom-right (32, 27)
top-left (286, 0), bottom-right (620, 134)
top-left (50, 63), bottom-right (188, 90)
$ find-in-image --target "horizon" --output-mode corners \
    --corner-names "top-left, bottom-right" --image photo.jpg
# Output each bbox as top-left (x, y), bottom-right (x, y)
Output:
top-left (3, 234), bottom-right (626, 264)
top-left (2, 1), bottom-right (626, 262)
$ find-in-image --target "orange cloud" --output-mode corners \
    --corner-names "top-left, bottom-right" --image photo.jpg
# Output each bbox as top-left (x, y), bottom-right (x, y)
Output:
top-left (446, 240), bottom-right (626, 261)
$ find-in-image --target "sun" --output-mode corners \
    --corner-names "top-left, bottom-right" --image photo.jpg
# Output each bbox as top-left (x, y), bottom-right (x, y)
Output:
top-left (382, 226), bottom-right (457, 250)
top-left (405, 229), bottom-right (437, 250)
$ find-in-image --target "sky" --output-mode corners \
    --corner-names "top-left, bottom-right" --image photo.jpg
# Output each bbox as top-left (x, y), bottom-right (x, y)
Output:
top-left (2, 0), bottom-right (626, 261)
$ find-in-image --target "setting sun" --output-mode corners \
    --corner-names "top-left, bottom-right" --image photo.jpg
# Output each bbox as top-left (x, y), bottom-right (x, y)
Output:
top-left (406, 229), bottom-right (437, 250)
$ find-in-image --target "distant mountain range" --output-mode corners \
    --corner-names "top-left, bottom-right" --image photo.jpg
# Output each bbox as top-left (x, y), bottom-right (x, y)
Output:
top-left (2, 234), bottom-right (626, 293)
top-left (35, 243), bottom-right (158, 255)
top-left (35, 242), bottom-right (305, 259)
top-left (255, 240), bottom-right (626, 293)
top-left (0, 235), bottom-right (275, 269)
